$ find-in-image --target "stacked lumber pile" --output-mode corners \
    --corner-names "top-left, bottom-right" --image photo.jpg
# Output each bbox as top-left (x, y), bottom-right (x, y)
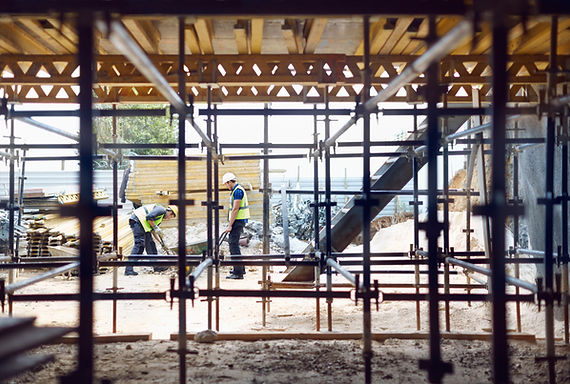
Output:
top-left (39, 214), bottom-right (135, 256)
top-left (125, 157), bottom-right (262, 221)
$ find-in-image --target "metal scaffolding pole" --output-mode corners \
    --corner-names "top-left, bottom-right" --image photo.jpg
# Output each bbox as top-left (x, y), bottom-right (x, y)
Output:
top-left (76, 12), bottom-right (96, 384)
top-left (324, 91), bottom-right (334, 333)
top-left (542, 16), bottom-right (558, 384)
top-left (213, 105), bottom-right (221, 332)
top-left (562, 107), bottom-right (570, 345)
top-left (262, 103), bottom-right (270, 327)
top-left (361, 16), bottom-right (373, 384)
top-left (490, 9), bottom-right (509, 384)
top-left (419, 15), bottom-right (451, 384)
top-left (176, 17), bottom-right (188, 384)
top-left (8, 107), bottom-right (15, 262)
top-left (206, 86), bottom-right (214, 331)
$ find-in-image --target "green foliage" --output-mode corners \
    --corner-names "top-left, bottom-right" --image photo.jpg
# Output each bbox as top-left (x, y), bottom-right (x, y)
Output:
top-left (93, 104), bottom-right (177, 169)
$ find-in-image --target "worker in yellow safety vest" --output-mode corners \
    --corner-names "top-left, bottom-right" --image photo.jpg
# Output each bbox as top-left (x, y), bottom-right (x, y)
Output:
top-left (223, 172), bottom-right (250, 279)
top-left (125, 204), bottom-right (178, 276)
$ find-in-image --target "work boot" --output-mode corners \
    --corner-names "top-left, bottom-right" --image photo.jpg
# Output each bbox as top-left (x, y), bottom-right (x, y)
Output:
top-left (124, 267), bottom-right (138, 276)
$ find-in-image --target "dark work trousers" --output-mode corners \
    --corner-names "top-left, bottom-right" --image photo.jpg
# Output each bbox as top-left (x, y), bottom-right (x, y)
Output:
top-left (229, 220), bottom-right (245, 276)
top-left (125, 219), bottom-right (157, 274)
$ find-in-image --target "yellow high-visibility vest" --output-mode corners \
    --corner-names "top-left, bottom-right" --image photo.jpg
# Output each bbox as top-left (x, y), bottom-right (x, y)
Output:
top-left (134, 204), bottom-right (164, 232)
top-left (230, 184), bottom-right (250, 220)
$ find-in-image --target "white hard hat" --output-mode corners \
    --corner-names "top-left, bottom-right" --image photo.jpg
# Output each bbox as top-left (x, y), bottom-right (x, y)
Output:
top-left (222, 172), bottom-right (237, 184)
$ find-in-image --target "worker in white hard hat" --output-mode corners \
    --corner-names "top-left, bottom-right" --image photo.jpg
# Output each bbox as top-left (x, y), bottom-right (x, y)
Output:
top-left (124, 204), bottom-right (177, 276)
top-left (222, 172), bottom-right (250, 279)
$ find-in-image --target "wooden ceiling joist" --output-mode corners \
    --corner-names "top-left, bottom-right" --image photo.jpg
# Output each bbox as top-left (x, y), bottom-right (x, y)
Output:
top-left (250, 18), bottom-right (264, 54)
top-left (122, 19), bottom-right (161, 54)
top-left (16, 18), bottom-right (76, 54)
top-left (234, 20), bottom-right (249, 55)
top-left (378, 17), bottom-right (414, 55)
top-left (282, 19), bottom-right (302, 54)
top-left (304, 18), bottom-right (327, 54)
top-left (194, 18), bottom-right (214, 54)
top-left (0, 21), bottom-right (54, 54)
top-left (184, 25), bottom-right (201, 55)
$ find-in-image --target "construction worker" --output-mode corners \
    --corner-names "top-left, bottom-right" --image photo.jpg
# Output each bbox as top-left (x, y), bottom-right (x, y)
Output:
top-left (223, 172), bottom-right (250, 279)
top-left (124, 204), bottom-right (178, 276)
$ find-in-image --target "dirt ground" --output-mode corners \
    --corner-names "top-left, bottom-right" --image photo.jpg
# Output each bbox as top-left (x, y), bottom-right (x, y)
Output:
top-left (3, 216), bottom-right (570, 383)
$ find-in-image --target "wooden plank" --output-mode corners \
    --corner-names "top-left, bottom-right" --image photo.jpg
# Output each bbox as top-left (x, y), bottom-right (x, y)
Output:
top-left (56, 333), bottom-right (152, 344)
top-left (195, 18), bottom-right (214, 54)
top-left (378, 17), bottom-right (414, 55)
top-left (171, 332), bottom-right (536, 343)
top-left (282, 22), bottom-right (299, 54)
top-left (0, 22), bottom-right (55, 54)
top-left (16, 18), bottom-right (74, 54)
top-left (122, 19), bottom-right (160, 54)
top-left (234, 20), bottom-right (249, 55)
top-left (251, 18), bottom-right (264, 54)
top-left (303, 18), bottom-right (326, 54)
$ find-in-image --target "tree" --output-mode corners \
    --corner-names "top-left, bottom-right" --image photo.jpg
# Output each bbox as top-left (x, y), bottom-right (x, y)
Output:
top-left (93, 104), bottom-right (177, 169)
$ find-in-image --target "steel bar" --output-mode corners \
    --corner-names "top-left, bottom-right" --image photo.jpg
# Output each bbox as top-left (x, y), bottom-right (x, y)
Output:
top-left (9, 292), bottom-right (167, 301)
top-left (198, 289), bottom-right (351, 299)
top-left (443, 116), bottom-right (520, 144)
top-left (324, 92), bottom-right (333, 333)
top-left (190, 258), bottom-right (214, 281)
top-left (223, 153), bottom-right (307, 161)
top-left (543, 16), bottom-right (558, 383)
top-left (281, 187), bottom-right (291, 261)
top-left (213, 105), bottom-right (221, 332)
top-left (516, 248), bottom-right (558, 258)
top-left (77, 14), bottom-right (95, 384)
top-left (413, 106), bottom-right (421, 331)
top-left (9, 109), bottom-right (167, 118)
top-left (326, 258), bottom-right (359, 287)
top-left (512, 122), bottom-right (522, 332)
top-left (447, 258), bottom-right (537, 293)
top-left (361, 17), bottom-right (373, 384)
top-left (206, 87), bottom-right (213, 331)
top-left (198, 108), bottom-right (353, 116)
top-left (8, 109), bottom-right (15, 262)
top-left (262, 103), bottom-right (271, 327)
top-left (176, 17), bottom-right (188, 384)
top-left (221, 143), bottom-right (314, 149)
top-left (562, 105), bottom-right (570, 345)
top-left (111, 104), bottom-right (119, 335)
top-left (443, 103), bottom-right (451, 332)
top-left (382, 293), bottom-right (535, 302)
top-left (490, 11), bottom-right (510, 383)
top-left (4, 262), bottom-right (80, 294)
top-left (280, 189), bottom-right (480, 196)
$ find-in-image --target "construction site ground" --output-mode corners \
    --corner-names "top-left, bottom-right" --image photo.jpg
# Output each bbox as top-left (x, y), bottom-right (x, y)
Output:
top-left (4, 215), bottom-right (570, 383)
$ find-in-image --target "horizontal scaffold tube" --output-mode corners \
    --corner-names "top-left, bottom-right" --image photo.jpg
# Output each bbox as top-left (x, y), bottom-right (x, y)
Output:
top-left (447, 257), bottom-right (538, 293)
top-left (190, 258), bottom-right (213, 281)
top-left (326, 258), bottom-right (362, 288)
top-left (5, 262), bottom-right (80, 294)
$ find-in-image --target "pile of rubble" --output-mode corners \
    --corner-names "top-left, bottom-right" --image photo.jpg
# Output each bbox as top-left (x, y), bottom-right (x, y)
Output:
top-left (272, 198), bottom-right (340, 241)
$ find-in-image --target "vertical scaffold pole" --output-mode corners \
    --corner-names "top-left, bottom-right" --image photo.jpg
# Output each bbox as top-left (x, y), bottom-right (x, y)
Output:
top-left (207, 86), bottom-right (214, 330)
top-left (361, 15), bottom-right (373, 384)
top-left (77, 12), bottom-right (95, 384)
top-left (313, 105), bottom-right (321, 331)
top-left (490, 8), bottom-right (509, 384)
top-left (262, 103), bottom-right (270, 326)
top-left (543, 15), bottom-right (558, 384)
top-left (325, 91), bottom-right (333, 332)
top-left (214, 105), bottom-right (221, 332)
top-left (176, 16), bottom-right (188, 384)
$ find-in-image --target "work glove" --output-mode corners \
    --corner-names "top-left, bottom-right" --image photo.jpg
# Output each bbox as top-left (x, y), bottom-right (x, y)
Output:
top-left (154, 227), bottom-right (164, 239)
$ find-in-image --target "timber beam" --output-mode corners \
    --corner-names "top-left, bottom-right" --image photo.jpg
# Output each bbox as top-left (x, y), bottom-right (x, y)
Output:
top-left (0, 54), bottom-right (566, 103)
